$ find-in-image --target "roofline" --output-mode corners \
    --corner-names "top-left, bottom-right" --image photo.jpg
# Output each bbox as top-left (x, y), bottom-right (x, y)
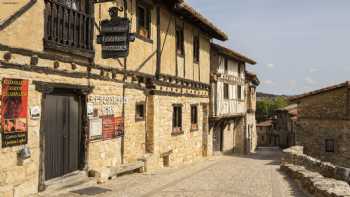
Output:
top-left (289, 81), bottom-right (350, 102)
top-left (211, 43), bottom-right (257, 65)
top-left (173, 3), bottom-right (228, 41)
top-left (245, 71), bottom-right (260, 86)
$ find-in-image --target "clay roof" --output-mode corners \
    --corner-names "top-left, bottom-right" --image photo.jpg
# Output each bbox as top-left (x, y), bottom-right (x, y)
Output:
top-left (257, 120), bottom-right (273, 127)
top-left (173, 2), bottom-right (228, 41)
top-left (211, 43), bottom-right (257, 65)
top-left (289, 81), bottom-right (350, 102)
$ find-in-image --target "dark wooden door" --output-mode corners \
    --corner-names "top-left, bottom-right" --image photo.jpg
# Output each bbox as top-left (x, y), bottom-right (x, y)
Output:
top-left (213, 127), bottom-right (222, 152)
top-left (44, 94), bottom-right (82, 180)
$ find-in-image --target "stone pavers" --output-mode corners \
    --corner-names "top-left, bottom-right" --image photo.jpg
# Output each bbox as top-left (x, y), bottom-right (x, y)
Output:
top-left (37, 149), bottom-right (306, 197)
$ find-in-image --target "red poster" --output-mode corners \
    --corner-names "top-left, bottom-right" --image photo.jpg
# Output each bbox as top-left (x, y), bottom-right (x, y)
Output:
top-left (1, 78), bottom-right (28, 147)
top-left (102, 115), bottom-right (116, 140)
top-left (115, 117), bottom-right (124, 137)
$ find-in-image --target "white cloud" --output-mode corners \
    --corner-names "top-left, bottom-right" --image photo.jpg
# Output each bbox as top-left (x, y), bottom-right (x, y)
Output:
top-left (266, 64), bottom-right (275, 69)
top-left (288, 80), bottom-right (297, 88)
top-left (262, 80), bottom-right (273, 85)
top-left (305, 77), bottom-right (317, 85)
top-left (308, 68), bottom-right (319, 73)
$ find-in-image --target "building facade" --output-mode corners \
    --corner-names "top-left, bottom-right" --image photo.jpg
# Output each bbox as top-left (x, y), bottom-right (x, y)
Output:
top-left (290, 81), bottom-right (350, 168)
top-left (209, 43), bottom-right (259, 154)
top-left (0, 0), bottom-right (227, 196)
top-left (274, 104), bottom-right (298, 149)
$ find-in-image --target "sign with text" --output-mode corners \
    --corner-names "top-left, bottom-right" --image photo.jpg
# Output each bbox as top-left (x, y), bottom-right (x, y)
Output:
top-left (1, 78), bottom-right (28, 147)
top-left (97, 16), bottom-right (131, 59)
top-left (89, 118), bottom-right (102, 140)
top-left (115, 116), bottom-right (124, 137)
top-left (102, 115), bottom-right (116, 140)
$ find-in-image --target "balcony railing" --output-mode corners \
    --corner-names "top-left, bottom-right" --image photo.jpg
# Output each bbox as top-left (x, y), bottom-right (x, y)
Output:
top-left (44, 0), bottom-right (94, 58)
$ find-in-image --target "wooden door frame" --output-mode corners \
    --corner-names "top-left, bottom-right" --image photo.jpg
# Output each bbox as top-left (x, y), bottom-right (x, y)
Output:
top-left (34, 81), bottom-right (93, 191)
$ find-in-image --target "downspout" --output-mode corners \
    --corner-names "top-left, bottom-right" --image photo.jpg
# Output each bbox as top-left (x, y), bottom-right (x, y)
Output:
top-left (155, 5), bottom-right (161, 77)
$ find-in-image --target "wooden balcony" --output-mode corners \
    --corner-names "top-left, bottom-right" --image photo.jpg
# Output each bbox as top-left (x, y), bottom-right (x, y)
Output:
top-left (44, 0), bottom-right (94, 59)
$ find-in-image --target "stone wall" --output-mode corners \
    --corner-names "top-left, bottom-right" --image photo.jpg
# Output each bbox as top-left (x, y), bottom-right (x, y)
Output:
top-left (281, 146), bottom-right (350, 197)
top-left (296, 119), bottom-right (350, 168)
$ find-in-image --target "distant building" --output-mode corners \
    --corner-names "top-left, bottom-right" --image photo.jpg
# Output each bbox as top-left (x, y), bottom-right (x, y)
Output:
top-left (290, 81), bottom-right (350, 168)
top-left (256, 120), bottom-right (274, 146)
top-left (209, 43), bottom-right (259, 154)
top-left (274, 104), bottom-right (298, 148)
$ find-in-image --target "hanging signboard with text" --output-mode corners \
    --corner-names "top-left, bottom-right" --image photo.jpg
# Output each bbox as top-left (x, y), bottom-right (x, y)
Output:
top-left (1, 78), bottom-right (29, 147)
top-left (97, 16), bottom-right (134, 59)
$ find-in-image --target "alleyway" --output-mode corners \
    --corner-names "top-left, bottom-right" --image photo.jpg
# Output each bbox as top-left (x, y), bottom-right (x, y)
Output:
top-left (41, 149), bottom-right (306, 197)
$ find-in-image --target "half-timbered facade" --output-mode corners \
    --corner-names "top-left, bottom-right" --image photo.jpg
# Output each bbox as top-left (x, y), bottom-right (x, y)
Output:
top-left (0, 0), bottom-right (227, 196)
top-left (210, 43), bottom-right (258, 154)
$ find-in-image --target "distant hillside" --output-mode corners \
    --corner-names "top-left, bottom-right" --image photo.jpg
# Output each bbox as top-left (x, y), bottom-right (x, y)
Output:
top-left (257, 92), bottom-right (290, 101)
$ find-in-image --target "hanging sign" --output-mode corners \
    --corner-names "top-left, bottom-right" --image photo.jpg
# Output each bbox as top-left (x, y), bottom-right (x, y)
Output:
top-left (97, 16), bottom-right (134, 59)
top-left (1, 78), bottom-right (29, 147)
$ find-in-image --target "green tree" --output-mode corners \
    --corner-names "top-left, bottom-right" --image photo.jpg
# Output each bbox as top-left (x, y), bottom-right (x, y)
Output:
top-left (256, 96), bottom-right (288, 122)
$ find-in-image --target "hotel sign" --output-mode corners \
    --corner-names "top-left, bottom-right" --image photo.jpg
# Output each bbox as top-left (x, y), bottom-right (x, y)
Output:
top-left (97, 16), bottom-right (135, 59)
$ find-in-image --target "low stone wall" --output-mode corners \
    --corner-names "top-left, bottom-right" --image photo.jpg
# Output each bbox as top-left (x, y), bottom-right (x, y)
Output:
top-left (281, 146), bottom-right (350, 197)
top-left (282, 146), bottom-right (350, 184)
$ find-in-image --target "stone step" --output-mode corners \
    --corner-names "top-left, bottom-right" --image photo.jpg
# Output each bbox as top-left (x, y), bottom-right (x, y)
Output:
top-left (37, 171), bottom-right (94, 196)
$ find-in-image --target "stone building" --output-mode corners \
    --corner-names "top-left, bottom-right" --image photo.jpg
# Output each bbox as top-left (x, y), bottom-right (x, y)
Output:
top-left (274, 104), bottom-right (298, 148)
top-left (0, 0), bottom-right (227, 196)
top-left (209, 43), bottom-right (259, 154)
top-left (256, 119), bottom-right (273, 146)
top-left (290, 81), bottom-right (350, 168)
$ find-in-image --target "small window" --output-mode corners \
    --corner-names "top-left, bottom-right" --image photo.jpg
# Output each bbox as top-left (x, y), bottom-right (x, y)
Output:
top-left (135, 102), bottom-right (145, 121)
top-left (191, 105), bottom-right (198, 131)
top-left (238, 64), bottom-right (241, 75)
top-left (224, 58), bottom-right (228, 73)
top-left (137, 3), bottom-right (151, 38)
top-left (176, 25), bottom-right (184, 56)
top-left (224, 83), bottom-right (229, 99)
top-left (193, 34), bottom-right (200, 62)
top-left (325, 139), bottom-right (335, 153)
top-left (172, 105), bottom-right (182, 134)
top-left (237, 85), bottom-right (242, 100)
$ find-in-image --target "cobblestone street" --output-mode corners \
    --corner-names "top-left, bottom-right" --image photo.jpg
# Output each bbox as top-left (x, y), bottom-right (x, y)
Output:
top-left (41, 148), bottom-right (306, 197)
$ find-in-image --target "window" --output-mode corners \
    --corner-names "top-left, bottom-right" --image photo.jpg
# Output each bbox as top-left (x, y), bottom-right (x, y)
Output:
top-left (137, 3), bottom-right (151, 39)
top-left (135, 102), bottom-right (145, 121)
top-left (224, 58), bottom-right (228, 73)
top-left (44, 0), bottom-right (94, 58)
top-left (193, 34), bottom-right (200, 62)
top-left (224, 83), bottom-right (229, 99)
top-left (172, 105), bottom-right (182, 134)
top-left (325, 139), bottom-right (335, 153)
top-left (238, 64), bottom-right (241, 75)
top-left (237, 85), bottom-right (242, 100)
top-left (176, 25), bottom-right (184, 55)
top-left (191, 105), bottom-right (198, 131)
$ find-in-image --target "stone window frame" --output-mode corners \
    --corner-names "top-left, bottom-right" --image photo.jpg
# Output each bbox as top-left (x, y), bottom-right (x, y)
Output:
top-left (172, 104), bottom-right (183, 135)
top-left (325, 139), bottom-right (335, 153)
top-left (190, 104), bottom-right (199, 131)
top-left (135, 101), bottom-right (146, 121)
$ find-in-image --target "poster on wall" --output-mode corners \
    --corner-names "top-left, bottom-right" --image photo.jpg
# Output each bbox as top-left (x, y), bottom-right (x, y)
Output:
top-left (115, 117), bottom-right (124, 137)
top-left (102, 115), bottom-right (116, 140)
top-left (1, 78), bottom-right (29, 147)
top-left (89, 118), bottom-right (102, 140)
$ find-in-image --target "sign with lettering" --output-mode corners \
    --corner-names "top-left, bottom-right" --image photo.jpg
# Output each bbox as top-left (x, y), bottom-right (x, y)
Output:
top-left (88, 95), bottom-right (128, 105)
top-left (97, 16), bottom-right (133, 59)
top-left (1, 78), bottom-right (28, 147)
top-left (102, 115), bottom-right (116, 140)
top-left (89, 118), bottom-right (102, 140)
top-left (115, 116), bottom-right (124, 137)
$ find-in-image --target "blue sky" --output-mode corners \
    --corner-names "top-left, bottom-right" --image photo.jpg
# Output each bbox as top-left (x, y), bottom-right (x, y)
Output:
top-left (187, 0), bottom-right (350, 95)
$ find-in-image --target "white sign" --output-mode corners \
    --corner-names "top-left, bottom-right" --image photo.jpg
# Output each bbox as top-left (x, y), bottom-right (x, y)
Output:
top-left (30, 106), bottom-right (41, 119)
top-left (87, 102), bottom-right (94, 118)
top-left (89, 118), bottom-right (102, 140)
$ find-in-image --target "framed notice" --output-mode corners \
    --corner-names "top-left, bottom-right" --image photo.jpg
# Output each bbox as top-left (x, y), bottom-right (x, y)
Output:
top-left (102, 115), bottom-right (116, 140)
top-left (1, 78), bottom-right (29, 147)
top-left (89, 118), bottom-right (102, 140)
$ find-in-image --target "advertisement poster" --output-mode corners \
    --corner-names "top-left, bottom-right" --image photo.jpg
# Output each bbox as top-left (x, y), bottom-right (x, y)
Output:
top-left (115, 117), bottom-right (124, 137)
top-left (1, 78), bottom-right (29, 147)
top-left (89, 118), bottom-right (102, 140)
top-left (102, 115), bottom-right (116, 140)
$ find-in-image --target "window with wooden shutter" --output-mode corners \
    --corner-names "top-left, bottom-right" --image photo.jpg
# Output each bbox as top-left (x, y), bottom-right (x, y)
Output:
top-left (172, 105), bottom-right (183, 134)
top-left (193, 33), bottom-right (200, 63)
top-left (325, 139), bottom-right (335, 153)
top-left (224, 83), bottom-right (229, 100)
top-left (176, 24), bottom-right (184, 56)
top-left (237, 85), bottom-right (242, 100)
top-left (191, 105), bottom-right (198, 131)
top-left (137, 2), bottom-right (151, 39)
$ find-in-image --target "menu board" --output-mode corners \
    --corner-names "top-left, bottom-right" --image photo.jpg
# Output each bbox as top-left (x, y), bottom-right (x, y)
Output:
top-left (1, 78), bottom-right (29, 147)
